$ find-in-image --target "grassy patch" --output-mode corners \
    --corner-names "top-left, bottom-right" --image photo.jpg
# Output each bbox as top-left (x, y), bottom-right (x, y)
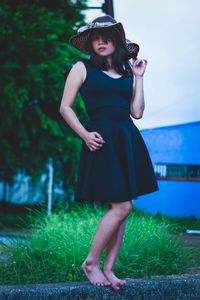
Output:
top-left (0, 203), bottom-right (198, 285)
top-left (154, 213), bottom-right (200, 233)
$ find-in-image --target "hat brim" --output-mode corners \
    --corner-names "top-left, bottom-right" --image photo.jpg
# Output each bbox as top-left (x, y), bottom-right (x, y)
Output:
top-left (125, 39), bottom-right (140, 59)
top-left (69, 23), bottom-right (139, 59)
top-left (69, 22), bottom-right (125, 54)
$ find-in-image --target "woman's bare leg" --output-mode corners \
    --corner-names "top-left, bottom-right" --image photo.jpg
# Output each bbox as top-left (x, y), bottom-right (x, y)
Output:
top-left (103, 217), bottom-right (127, 288)
top-left (82, 200), bottom-right (132, 289)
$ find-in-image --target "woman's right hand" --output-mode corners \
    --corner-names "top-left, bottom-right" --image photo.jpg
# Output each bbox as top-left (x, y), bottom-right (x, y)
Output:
top-left (84, 131), bottom-right (106, 152)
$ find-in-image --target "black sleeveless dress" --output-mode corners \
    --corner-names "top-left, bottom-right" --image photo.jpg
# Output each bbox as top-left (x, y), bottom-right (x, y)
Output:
top-left (74, 58), bottom-right (159, 206)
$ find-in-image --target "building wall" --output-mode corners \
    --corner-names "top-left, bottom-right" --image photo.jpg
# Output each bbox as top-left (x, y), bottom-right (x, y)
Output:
top-left (133, 121), bottom-right (200, 219)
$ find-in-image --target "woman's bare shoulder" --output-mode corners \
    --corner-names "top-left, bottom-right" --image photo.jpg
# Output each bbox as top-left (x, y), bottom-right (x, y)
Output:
top-left (71, 60), bottom-right (87, 83)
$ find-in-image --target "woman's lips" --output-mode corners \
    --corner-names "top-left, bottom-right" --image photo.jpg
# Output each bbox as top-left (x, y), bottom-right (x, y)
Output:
top-left (98, 47), bottom-right (106, 51)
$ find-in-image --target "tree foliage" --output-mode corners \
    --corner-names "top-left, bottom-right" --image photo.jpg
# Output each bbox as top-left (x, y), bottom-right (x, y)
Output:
top-left (0, 0), bottom-right (89, 192)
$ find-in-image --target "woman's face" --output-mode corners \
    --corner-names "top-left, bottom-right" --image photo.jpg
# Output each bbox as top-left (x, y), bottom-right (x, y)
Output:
top-left (90, 31), bottom-right (116, 57)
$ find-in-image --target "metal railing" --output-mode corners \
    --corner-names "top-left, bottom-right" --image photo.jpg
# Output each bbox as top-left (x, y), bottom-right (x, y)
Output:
top-left (154, 163), bottom-right (200, 181)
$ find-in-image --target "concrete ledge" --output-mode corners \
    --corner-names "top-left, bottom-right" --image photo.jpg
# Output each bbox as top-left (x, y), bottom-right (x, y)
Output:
top-left (0, 274), bottom-right (200, 300)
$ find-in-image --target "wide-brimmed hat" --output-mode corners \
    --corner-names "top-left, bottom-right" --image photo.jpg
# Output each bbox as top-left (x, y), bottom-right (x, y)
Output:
top-left (69, 15), bottom-right (139, 59)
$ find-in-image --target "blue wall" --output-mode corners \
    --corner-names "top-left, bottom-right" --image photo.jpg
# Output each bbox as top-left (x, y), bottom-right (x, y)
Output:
top-left (133, 121), bottom-right (200, 219)
top-left (141, 121), bottom-right (200, 164)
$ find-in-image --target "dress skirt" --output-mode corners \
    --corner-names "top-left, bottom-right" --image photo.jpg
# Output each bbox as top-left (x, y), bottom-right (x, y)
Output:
top-left (74, 106), bottom-right (159, 206)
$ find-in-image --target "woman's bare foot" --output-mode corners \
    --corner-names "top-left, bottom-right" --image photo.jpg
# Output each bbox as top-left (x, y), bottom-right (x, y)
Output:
top-left (103, 269), bottom-right (126, 291)
top-left (82, 260), bottom-right (112, 287)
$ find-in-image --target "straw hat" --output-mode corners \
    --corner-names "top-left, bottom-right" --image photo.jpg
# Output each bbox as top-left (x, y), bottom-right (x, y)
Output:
top-left (69, 15), bottom-right (140, 59)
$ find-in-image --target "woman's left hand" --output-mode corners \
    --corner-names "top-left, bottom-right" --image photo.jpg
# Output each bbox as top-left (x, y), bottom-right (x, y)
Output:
top-left (130, 58), bottom-right (148, 77)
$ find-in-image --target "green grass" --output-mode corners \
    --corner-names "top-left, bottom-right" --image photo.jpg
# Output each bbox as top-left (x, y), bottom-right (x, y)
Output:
top-left (154, 213), bottom-right (200, 233)
top-left (0, 203), bottom-right (198, 285)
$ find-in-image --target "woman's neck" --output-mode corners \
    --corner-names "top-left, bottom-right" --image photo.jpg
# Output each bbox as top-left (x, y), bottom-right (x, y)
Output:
top-left (106, 58), bottom-right (118, 74)
top-left (107, 56), bottom-right (113, 69)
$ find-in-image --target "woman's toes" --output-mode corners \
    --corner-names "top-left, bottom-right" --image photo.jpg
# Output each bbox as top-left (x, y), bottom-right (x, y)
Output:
top-left (96, 281), bottom-right (106, 286)
top-left (112, 284), bottom-right (121, 291)
top-left (95, 281), bottom-right (110, 286)
top-left (119, 279), bottom-right (126, 285)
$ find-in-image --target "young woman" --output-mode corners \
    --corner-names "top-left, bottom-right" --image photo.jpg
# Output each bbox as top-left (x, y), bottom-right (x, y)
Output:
top-left (60, 15), bottom-right (159, 291)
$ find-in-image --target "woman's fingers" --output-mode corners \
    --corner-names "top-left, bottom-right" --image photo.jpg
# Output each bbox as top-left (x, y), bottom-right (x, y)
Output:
top-left (132, 58), bottom-right (148, 65)
top-left (94, 132), bottom-right (104, 140)
top-left (95, 137), bottom-right (106, 143)
top-left (86, 131), bottom-right (106, 151)
top-left (93, 133), bottom-right (106, 146)
top-left (90, 144), bottom-right (101, 151)
top-left (92, 141), bottom-right (104, 147)
top-left (135, 60), bottom-right (143, 66)
top-left (89, 139), bottom-right (105, 151)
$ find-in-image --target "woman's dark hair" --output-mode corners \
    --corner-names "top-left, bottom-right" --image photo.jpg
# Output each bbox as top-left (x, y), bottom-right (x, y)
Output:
top-left (84, 28), bottom-right (133, 77)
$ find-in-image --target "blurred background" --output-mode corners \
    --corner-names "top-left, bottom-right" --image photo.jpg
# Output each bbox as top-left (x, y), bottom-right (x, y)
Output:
top-left (0, 0), bottom-right (199, 223)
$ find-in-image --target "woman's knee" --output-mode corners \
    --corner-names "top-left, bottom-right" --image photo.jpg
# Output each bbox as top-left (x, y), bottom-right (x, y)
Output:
top-left (110, 201), bottom-right (132, 220)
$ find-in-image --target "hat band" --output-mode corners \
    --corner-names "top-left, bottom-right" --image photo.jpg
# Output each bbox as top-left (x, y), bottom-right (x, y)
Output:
top-left (77, 21), bottom-right (116, 33)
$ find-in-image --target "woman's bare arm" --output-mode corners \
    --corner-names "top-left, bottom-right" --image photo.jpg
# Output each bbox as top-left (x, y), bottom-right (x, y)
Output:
top-left (130, 76), bottom-right (145, 119)
top-left (129, 59), bottom-right (147, 119)
top-left (59, 61), bottom-right (106, 151)
top-left (59, 61), bottom-right (89, 140)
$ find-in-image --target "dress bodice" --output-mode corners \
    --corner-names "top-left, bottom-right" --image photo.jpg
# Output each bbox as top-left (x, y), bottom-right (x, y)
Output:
top-left (79, 59), bottom-right (134, 118)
